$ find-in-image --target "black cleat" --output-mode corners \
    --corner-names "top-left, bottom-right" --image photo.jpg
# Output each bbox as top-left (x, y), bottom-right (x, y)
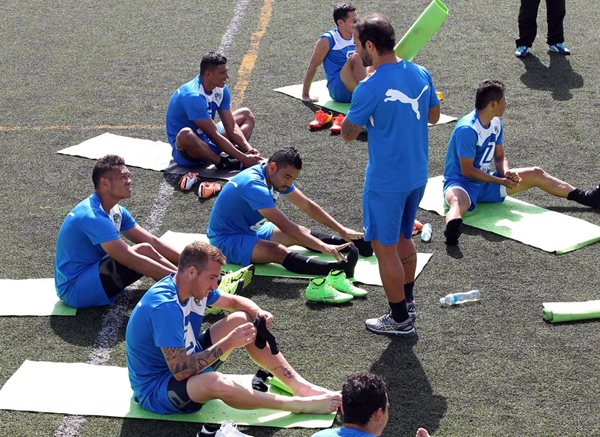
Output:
top-left (351, 237), bottom-right (373, 257)
top-left (340, 243), bottom-right (359, 278)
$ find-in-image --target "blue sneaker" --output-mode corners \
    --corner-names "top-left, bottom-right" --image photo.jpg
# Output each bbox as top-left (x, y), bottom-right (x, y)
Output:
top-left (548, 43), bottom-right (570, 55)
top-left (515, 45), bottom-right (530, 58)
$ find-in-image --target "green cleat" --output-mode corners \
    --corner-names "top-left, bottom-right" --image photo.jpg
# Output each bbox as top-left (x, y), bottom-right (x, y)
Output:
top-left (220, 264), bottom-right (255, 290)
top-left (326, 270), bottom-right (368, 298)
top-left (304, 277), bottom-right (353, 304)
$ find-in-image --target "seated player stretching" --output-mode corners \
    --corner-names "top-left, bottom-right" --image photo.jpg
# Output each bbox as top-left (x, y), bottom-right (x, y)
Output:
top-left (207, 146), bottom-right (371, 278)
top-left (125, 240), bottom-right (341, 415)
top-left (444, 79), bottom-right (600, 245)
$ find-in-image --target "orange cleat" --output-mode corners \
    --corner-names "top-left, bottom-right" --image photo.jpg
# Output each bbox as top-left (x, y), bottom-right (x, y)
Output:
top-left (179, 172), bottom-right (199, 191)
top-left (309, 109), bottom-right (333, 130)
top-left (198, 181), bottom-right (222, 199)
top-left (330, 113), bottom-right (345, 135)
top-left (412, 219), bottom-right (424, 236)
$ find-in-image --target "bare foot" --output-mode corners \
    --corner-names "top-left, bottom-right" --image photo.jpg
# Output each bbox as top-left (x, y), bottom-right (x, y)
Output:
top-left (289, 393), bottom-right (342, 414)
top-left (294, 383), bottom-right (337, 397)
top-left (416, 428), bottom-right (430, 437)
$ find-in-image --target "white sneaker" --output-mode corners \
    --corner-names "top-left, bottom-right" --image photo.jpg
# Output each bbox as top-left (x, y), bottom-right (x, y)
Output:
top-left (216, 420), bottom-right (253, 437)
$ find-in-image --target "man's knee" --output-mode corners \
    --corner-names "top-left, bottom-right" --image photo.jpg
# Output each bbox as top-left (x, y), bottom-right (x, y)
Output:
top-left (176, 128), bottom-right (201, 150)
top-left (235, 107), bottom-right (255, 123)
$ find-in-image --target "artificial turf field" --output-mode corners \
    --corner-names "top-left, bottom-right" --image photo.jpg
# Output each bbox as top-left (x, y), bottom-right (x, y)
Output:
top-left (0, 0), bottom-right (599, 435)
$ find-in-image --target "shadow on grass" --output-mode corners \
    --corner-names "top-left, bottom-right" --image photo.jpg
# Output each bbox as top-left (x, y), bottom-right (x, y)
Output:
top-left (370, 337), bottom-right (447, 436)
top-left (519, 54), bottom-right (583, 101)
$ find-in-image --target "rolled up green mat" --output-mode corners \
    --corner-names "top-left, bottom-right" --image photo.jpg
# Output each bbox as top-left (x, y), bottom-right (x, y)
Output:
top-left (542, 300), bottom-right (600, 323)
top-left (394, 0), bottom-right (448, 61)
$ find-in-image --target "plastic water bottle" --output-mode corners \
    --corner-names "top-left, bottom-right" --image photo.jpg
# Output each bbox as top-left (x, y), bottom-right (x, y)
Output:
top-left (421, 223), bottom-right (433, 242)
top-left (439, 290), bottom-right (481, 306)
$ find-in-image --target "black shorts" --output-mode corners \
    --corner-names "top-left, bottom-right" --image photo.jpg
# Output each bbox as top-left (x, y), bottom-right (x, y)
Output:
top-left (167, 329), bottom-right (223, 413)
top-left (98, 255), bottom-right (144, 299)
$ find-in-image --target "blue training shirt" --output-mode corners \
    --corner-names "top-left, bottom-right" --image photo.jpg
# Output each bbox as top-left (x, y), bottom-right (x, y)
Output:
top-left (125, 274), bottom-right (221, 414)
top-left (443, 109), bottom-right (504, 186)
top-left (54, 192), bottom-right (136, 302)
top-left (207, 164), bottom-right (295, 238)
top-left (165, 75), bottom-right (231, 147)
top-left (312, 427), bottom-right (376, 437)
top-left (321, 28), bottom-right (355, 83)
top-left (346, 60), bottom-right (439, 192)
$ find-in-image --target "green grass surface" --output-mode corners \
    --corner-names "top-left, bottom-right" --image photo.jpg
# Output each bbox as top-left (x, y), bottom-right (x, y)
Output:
top-left (1, 0), bottom-right (599, 436)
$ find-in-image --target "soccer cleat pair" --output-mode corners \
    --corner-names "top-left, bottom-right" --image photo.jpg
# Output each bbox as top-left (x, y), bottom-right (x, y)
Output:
top-left (304, 269), bottom-right (367, 304)
top-left (308, 109), bottom-right (345, 134)
top-left (205, 265), bottom-right (255, 315)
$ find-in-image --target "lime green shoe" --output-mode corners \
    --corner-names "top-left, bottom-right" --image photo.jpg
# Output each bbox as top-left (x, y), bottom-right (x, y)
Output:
top-left (206, 278), bottom-right (244, 315)
top-left (304, 277), bottom-right (353, 304)
top-left (220, 264), bottom-right (255, 289)
top-left (326, 270), bottom-right (368, 298)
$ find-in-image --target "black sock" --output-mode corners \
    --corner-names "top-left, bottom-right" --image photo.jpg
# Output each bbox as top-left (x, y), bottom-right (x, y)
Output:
top-left (389, 300), bottom-right (409, 323)
top-left (351, 237), bottom-right (373, 257)
top-left (444, 218), bottom-right (463, 245)
top-left (305, 230), bottom-right (345, 253)
top-left (282, 252), bottom-right (340, 275)
top-left (567, 187), bottom-right (600, 208)
top-left (404, 282), bottom-right (415, 302)
top-left (216, 156), bottom-right (242, 170)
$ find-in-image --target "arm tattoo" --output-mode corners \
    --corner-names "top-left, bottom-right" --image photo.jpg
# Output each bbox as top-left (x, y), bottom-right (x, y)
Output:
top-left (341, 118), bottom-right (363, 140)
top-left (161, 345), bottom-right (224, 380)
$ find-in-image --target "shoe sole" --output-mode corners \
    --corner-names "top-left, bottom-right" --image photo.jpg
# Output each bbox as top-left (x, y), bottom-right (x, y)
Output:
top-left (365, 324), bottom-right (416, 336)
top-left (305, 295), bottom-right (353, 304)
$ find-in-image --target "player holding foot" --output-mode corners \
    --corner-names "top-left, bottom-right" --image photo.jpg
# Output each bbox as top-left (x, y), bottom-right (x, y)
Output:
top-left (342, 14), bottom-right (440, 336)
top-left (207, 147), bottom-right (368, 279)
top-left (126, 241), bottom-right (341, 416)
top-left (443, 80), bottom-right (600, 245)
top-left (166, 51), bottom-right (263, 170)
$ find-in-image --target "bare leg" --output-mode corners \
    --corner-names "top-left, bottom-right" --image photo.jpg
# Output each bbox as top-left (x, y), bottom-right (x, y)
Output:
top-left (444, 187), bottom-right (470, 222)
top-left (230, 107), bottom-right (255, 141)
top-left (185, 372), bottom-right (341, 414)
top-left (250, 239), bottom-right (290, 264)
top-left (506, 166), bottom-right (575, 197)
top-left (372, 240), bottom-right (405, 303)
top-left (397, 235), bottom-right (417, 284)
top-left (339, 53), bottom-right (367, 93)
top-left (175, 127), bottom-right (221, 165)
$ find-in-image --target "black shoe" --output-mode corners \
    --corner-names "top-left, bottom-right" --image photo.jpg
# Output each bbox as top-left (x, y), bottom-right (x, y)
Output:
top-left (586, 183), bottom-right (600, 209)
top-left (197, 424), bottom-right (220, 437)
top-left (444, 218), bottom-right (463, 246)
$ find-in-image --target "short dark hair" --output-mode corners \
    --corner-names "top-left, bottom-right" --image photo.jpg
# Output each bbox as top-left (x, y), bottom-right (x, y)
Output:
top-left (475, 79), bottom-right (505, 110)
top-left (267, 146), bottom-right (302, 170)
top-left (354, 13), bottom-right (396, 54)
top-left (342, 372), bottom-right (387, 426)
top-left (333, 3), bottom-right (356, 24)
top-left (179, 240), bottom-right (226, 272)
top-left (200, 51), bottom-right (227, 76)
top-left (92, 155), bottom-right (126, 189)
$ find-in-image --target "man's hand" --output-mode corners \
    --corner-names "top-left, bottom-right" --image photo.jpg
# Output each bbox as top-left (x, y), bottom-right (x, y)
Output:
top-left (501, 176), bottom-right (518, 189)
top-left (505, 170), bottom-right (522, 183)
top-left (302, 94), bottom-right (319, 102)
top-left (246, 147), bottom-right (260, 155)
top-left (339, 227), bottom-right (364, 241)
top-left (226, 322), bottom-right (257, 350)
top-left (241, 153), bottom-right (263, 167)
top-left (256, 309), bottom-right (274, 329)
top-left (320, 242), bottom-right (350, 261)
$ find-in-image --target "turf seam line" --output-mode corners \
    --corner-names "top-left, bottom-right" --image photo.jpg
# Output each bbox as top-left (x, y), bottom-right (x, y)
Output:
top-left (52, 0), bottom-right (252, 434)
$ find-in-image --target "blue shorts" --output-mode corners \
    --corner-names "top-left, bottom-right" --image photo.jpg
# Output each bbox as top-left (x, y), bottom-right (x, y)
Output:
top-left (171, 123), bottom-right (224, 167)
top-left (444, 178), bottom-right (506, 211)
top-left (327, 75), bottom-right (352, 103)
top-left (208, 222), bottom-right (275, 266)
top-left (363, 186), bottom-right (425, 245)
top-left (57, 263), bottom-right (115, 308)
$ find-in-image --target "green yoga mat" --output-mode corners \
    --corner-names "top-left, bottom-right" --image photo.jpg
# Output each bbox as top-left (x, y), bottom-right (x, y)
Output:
top-left (273, 80), bottom-right (457, 126)
top-left (160, 231), bottom-right (433, 286)
top-left (0, 278), bottom-right (76, 316)
top-left (394, 0), bottom-right (449, 61)
top-left (0, 361), bottom-right (335, 428)
top-left (543, 300), bottom-right (600, 323)
top-left (419, 176), bottom-right (600, 254)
